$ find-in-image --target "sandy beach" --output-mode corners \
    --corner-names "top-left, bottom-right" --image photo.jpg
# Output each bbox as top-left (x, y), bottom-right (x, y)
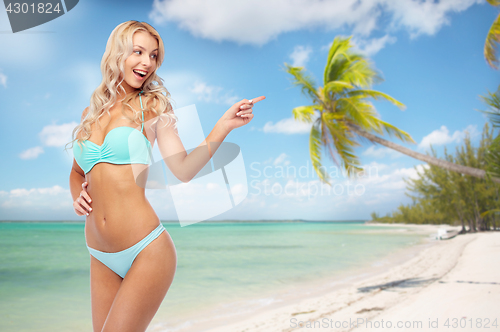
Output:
top-left (198, 224), bottom-right (499, 332)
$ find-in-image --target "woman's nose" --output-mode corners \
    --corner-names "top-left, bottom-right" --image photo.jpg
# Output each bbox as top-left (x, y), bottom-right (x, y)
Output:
top-left (142, 55), bottom-right (151, 67)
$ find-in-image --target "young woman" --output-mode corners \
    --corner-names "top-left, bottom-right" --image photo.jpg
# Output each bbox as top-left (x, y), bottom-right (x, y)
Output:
top-left (67, 20), bottom-right (264, 332)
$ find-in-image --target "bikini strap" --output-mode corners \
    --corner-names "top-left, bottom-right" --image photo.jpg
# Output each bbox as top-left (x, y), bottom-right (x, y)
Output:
top-left (139, 90), bottom-right (144, 133)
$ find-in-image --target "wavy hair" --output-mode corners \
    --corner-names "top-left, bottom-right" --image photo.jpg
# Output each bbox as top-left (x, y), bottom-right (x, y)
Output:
top-left (65, 20), bottom-right (178, 153)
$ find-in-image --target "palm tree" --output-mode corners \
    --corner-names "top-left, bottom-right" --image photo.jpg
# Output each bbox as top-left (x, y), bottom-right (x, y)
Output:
top-left (485, 0), bottom-right (500, 69)
top-left (284, 36), bottom-right (500, 185)
top-left (480, 89), bottom-right (500, 217)
top-left (482, 89), bottom-right (500, 181)
top-left (480, 0), bottom-right (500, 216)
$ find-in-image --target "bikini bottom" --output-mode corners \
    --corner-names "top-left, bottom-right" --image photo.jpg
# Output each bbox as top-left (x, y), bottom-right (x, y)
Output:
top-left (86, 223), bottom-right (166, 278)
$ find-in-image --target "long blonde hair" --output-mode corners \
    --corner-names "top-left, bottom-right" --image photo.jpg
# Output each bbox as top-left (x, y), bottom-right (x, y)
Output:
top-left (65, 20), bottom-right (178, 152)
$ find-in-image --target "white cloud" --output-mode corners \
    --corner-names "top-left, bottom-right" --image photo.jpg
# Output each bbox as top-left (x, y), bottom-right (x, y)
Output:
top-left (213, 157), bottom-right (436, 219)
top-left (0, 71), bottom-right (6, 88)
top-left (363, 145), bottom-right (402, 159)
top-left (191, 81), bottom-right (222, 101)
top-left (1, 185), bottom-right (71, 210)
top-left (262, 117), bottom-right (312, 134)
top-left (273, 153), bottom-right (291, 166)
top-left (401, 164), bottom-right (427, 180)
top-left (363, 160), bottom-right (390, 173)
top-left (149, 0), bottom-right (481, 46)
top-left (418, 125), bottom-right (478, 150)
top-left (290, 45), bottom-right (313, 67)
top-left (351, 35), bottom-right (397, 56)
top-left (39, 121), bottom-right (79, 147)
top-left (349, 162), bottom-right (428, 192)
top-left (385, 0), bottom-right (482, 38)
top-left (10, 185), bottom-right (68, 197)
top-left (20, 121), bottom-right (78, 160)
top-left (19, 146), bottom-right (44, 160)
top-left (244, 159), bottom-right (429, 215)
top-left (191, 80), bottom-right (239, 105)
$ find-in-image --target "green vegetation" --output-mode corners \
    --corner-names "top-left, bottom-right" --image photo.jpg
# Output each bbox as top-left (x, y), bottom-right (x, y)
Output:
top-left (484, 0), bottom-right (500, 69)
top-left (370, 123), bottom-right (500, 232)
top-left (284, 36), bottom-right (411, 183)
top-left (285, 36), bottom-right (498, 186)
top-left (481, 0), bottom-right (500, 210)
top-left (371, 3), bottom-right (500, 231)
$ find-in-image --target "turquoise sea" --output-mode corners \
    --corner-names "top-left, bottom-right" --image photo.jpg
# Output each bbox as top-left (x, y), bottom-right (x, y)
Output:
top-left (0, 221), bottom-right (430, 331)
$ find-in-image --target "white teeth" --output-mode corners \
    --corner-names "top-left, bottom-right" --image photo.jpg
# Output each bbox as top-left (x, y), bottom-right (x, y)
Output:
top-left (134, 70), bottom-right (147, 76)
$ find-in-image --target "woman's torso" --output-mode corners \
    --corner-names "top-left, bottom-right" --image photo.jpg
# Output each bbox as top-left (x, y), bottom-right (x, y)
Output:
top-left (79, 96), bottom-right (161, 252)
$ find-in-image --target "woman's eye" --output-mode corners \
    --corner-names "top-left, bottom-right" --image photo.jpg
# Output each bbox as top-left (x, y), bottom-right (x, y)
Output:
top-left (151, 54), bottom-right (157, 59)
top-left (134, 50), bottom-right (141, 55)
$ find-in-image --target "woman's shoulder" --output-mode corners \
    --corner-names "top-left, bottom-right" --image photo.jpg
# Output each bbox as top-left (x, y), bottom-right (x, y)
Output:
top-left (74, 107), bottom-right (90, 141)
top-left (81, 106), bottom-right (90, 122)
top-left (132, 94), bottom-right (172, 118)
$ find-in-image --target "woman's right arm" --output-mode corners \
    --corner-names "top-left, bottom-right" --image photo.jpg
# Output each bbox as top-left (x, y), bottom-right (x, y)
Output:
top-left (69, 107), bottom-right (92, 216)
top-left (155, 98), bottom-right (263, 183)
top-left (69, 160), bottom-right (92, 216)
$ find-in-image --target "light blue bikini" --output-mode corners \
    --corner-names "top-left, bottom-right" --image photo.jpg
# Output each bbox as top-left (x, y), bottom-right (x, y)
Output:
top-left (73, 91), bottom-right (152, 174)
top-left (86, 224), bottom-right (166, 278)
top-left (73, 91), bottom-right (166, 278)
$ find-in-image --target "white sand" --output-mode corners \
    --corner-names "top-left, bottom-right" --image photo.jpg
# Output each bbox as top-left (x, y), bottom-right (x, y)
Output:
top-left (198, 224), bottom-right (500, 332)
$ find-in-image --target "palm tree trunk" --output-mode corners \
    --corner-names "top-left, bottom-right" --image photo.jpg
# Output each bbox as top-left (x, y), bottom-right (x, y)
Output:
top-left (474, 196), bottom-right (483, 231)
top-left (460, 215), bottom-right (466, 234)
top-left (455, 200), bottom-right (466, 234)
top-left (347, 123), bottom-right (500, 184)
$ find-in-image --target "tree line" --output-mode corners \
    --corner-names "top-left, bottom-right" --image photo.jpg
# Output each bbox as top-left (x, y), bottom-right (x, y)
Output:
top-left (370, 122), bottom-right (500, 232)
top-left (284, 2), bottom-right (500, 231)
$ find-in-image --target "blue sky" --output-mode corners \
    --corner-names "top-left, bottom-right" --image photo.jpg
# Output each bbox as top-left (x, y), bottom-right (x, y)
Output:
top-left (0, 0), bottom-right (498, 221)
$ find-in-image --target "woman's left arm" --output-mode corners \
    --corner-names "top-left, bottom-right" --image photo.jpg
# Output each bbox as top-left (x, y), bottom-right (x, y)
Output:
top-left (156, 96), bottom-right (265, 183)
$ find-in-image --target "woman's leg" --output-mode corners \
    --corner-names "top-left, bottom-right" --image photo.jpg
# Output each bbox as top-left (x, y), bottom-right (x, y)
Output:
top-left (90, 256), bottom-right (123, 332)
top-left (101, 231), bottom-right (177, 332)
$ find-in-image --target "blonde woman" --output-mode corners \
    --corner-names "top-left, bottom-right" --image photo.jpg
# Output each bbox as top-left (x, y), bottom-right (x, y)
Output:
top-left (67, 20), bottom-right (264, 332)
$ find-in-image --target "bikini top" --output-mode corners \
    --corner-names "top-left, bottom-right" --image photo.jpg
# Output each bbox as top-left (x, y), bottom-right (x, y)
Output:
top-left (73, 92), bottom-right (152, 174)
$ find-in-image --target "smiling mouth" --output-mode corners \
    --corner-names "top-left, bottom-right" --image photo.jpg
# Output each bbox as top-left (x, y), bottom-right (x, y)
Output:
top-left (133, 69), bottom-right (148, 78)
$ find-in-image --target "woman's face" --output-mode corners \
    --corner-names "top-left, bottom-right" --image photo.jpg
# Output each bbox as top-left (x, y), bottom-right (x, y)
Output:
top-left (121, 31), bottom-right (159, 94)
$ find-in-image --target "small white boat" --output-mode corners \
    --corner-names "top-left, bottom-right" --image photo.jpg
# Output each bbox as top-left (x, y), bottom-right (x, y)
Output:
top-left (433, 228), bottom-right (459, 240)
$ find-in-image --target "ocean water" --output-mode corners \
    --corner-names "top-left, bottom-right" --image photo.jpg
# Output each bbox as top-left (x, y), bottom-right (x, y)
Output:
top-left (0, 221), bottom-right (428, 331)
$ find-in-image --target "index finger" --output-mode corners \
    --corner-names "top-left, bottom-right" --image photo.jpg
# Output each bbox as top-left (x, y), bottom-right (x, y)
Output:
top-left (249, 96), bottom-right (266, 104)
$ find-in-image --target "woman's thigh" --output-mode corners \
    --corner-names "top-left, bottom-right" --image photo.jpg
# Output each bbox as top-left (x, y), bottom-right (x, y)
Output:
top-left (101, 231), bottom-right (177, 332)
top-left (90, 256), bottom-right (123, 332)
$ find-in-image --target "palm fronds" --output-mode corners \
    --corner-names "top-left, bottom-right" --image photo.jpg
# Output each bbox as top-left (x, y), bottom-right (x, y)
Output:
top-left (485, 2), bottom-right (500, 68)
